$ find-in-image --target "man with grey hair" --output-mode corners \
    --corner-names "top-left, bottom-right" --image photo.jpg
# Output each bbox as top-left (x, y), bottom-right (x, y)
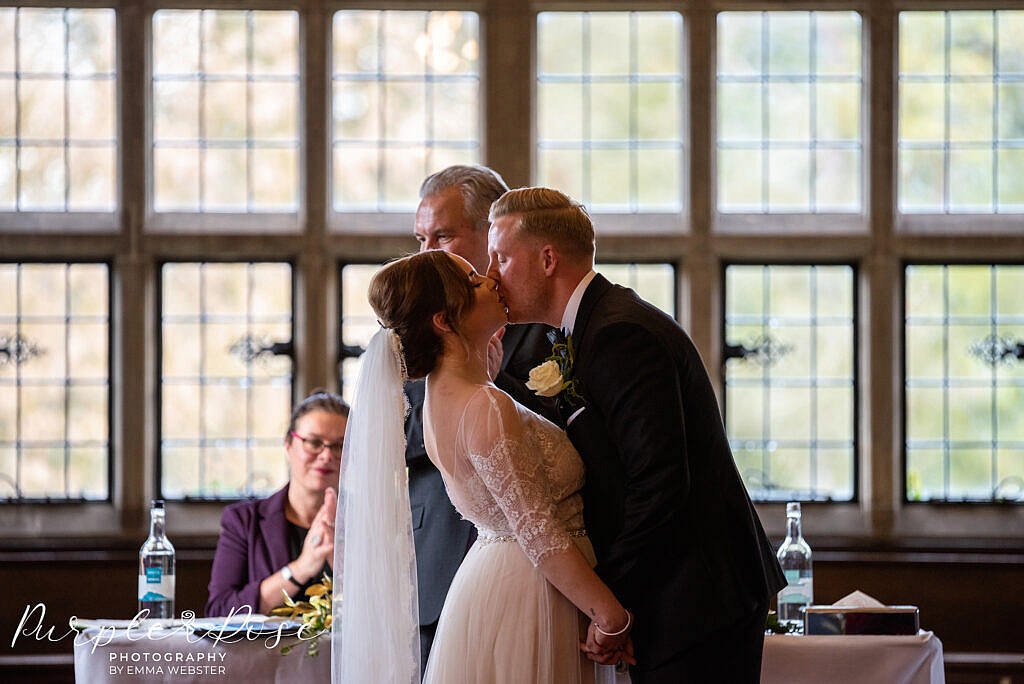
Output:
top-left (404, 165), bottom-right (556, 675)
top-left (414, 164), bottom-right (508, 273)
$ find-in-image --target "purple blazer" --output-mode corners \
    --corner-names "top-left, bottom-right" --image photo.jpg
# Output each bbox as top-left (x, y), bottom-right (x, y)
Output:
top-left (205, 484), bottom-right (292, 617)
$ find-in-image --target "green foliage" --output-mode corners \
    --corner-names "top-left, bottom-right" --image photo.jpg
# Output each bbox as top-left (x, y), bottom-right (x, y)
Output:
top-left (766, 611), bottom-right (799, 635)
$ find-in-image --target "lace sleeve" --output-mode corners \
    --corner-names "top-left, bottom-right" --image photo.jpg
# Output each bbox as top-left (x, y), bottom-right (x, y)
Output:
top-left (460, 388), bottom-right (574, 567)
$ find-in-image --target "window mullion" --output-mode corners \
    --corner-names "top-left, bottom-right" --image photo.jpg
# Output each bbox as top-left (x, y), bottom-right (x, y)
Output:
top-left (688, 6), bottom-right (715, 366)
top-left (866, 3), bottom-right (898, 535)
top-left (118, 1), bottom-right (150, 528)
top-left (300, 3), bottom-right (330, 395)
top-left (484, 3), bottom-right (533, 187)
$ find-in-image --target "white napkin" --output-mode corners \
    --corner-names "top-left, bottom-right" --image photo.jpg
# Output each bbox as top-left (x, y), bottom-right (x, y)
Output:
top-left (831, 590), bottom-right (886, 608)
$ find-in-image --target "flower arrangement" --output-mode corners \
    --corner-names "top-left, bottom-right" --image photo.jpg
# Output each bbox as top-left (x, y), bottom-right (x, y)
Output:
top-left (270, 573), bottom-right (333, 657)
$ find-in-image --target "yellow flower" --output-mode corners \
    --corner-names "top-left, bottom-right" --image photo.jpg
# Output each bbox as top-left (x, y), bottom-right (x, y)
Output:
top-left (272, 572), bottom-right (335, 658)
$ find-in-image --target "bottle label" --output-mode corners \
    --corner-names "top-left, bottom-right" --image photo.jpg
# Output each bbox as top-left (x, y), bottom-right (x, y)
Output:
top-left (138, 571), bottom-right (175, 602)
top-left (779, 569), bottom-right (813, 605)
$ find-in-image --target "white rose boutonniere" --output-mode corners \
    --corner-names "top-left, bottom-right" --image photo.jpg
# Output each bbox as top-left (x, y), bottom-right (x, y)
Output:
top-left (526, 360), bottom-right (564, 397)
top-left (527, 331), bottom-right (584, 407)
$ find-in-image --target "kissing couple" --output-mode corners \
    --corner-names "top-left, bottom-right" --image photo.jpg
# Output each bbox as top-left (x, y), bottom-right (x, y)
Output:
top-left (331, 185), bottom-right (784, 683)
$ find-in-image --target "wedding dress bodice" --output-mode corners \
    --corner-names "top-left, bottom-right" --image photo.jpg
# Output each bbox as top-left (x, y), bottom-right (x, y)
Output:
top-left (428, 385), bottom-right (585, 566)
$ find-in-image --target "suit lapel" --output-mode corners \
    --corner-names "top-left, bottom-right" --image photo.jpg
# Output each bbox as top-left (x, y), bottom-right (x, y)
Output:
top-left (258, 484), bottom-right (291, 573)
top-left (571, 273), bottom-right (613, 361)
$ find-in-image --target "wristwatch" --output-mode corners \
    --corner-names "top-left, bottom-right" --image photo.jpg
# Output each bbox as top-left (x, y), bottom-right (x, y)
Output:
top-left (281, 564), bottom-right (302, 588)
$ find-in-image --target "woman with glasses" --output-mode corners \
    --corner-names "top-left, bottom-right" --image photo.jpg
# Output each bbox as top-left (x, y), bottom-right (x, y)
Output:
top-left (205, 390), bottom-right (349, 617)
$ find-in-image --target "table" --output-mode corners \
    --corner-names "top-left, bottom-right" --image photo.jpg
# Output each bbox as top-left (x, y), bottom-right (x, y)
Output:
top-left (73, 626), bottom-right (623, 683)
top-left (74, 624), bottom-right (330, 683)
top-left (761, 631), bottom-right (945, 684)
top-left (75, 624), bottom-right (944, 683)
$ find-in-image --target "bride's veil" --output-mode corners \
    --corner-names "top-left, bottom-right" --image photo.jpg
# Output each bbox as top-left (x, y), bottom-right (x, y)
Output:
top-left (331, 327), bottom-right (420, 683)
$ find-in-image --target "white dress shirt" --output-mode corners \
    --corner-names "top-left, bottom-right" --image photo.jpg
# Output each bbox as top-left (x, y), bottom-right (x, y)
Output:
top-left (557, 270), bottom-right (596, 427)
top-left (559, 269), bottom-right (597, 336)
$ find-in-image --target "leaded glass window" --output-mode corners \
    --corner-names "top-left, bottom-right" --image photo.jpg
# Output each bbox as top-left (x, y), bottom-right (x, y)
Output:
top-left (332, 10), bottom-right (481, 213)
top-left (0, 263), bottom-right (110, 501)
top-left (151, 10), bottom-right (300, 215)
top-left (159, 262), bottom-right (293, 499)
top-left (339, 263), bottom-right (381, 402)
top-left (0, 7), bottom-right (116, 212)
top-left (536, 11), bottom-right (684, 214)
top-left (724, 264), bottom-right (857, 501)
top-left (717, 11), bottom-right (863, 214)
top-left (905, 265), bottom-right (1024, 502)
top-left (898, 11), bottom-right (1024, 214)
top-left (595, 263), bottom-right (676, 317)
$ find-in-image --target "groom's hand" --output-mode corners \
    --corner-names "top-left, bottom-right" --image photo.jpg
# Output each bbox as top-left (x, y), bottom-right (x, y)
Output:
top-left (486, 327), bottom-right (505, 381)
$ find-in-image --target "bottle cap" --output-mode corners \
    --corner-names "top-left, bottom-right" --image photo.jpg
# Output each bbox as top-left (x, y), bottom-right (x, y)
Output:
top-left (786, 501), bottom-right (801, 516)
top-left (152, 499), bottom-right (165, 510)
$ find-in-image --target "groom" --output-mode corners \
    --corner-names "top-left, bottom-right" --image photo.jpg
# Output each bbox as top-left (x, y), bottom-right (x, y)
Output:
top-left (487, 188), bottom-right (786, 683)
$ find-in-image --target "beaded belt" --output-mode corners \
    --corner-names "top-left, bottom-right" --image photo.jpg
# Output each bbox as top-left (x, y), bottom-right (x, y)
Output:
top-left (477, 528), bottom-right (586, 547)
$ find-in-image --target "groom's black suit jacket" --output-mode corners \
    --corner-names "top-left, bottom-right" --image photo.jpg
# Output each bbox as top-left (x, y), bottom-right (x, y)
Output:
top-left (562, 274), bottom-right (786, 669)
top-left (404, 322), bottom-right (557, 628)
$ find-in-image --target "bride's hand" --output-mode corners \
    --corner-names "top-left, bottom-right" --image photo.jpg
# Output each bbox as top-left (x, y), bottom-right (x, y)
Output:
top-left (581, 622), bottom-right (637, 666)
top-left (486, 327), bottom-right (505, 381)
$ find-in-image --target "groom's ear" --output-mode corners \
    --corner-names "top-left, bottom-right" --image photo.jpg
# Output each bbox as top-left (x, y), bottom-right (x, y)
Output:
top-left (432, 311), bottom-right (453, 334)
top-left (540, 245), bottom-right (559, 276)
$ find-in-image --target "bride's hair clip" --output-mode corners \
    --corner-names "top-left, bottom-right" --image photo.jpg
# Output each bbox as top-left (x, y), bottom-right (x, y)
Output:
top-left (381, 325), bottom-right (409, 383)
top-left (384, 328), bottom-right (412, 418)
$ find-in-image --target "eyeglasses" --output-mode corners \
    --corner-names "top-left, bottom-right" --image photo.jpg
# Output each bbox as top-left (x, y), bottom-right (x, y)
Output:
top-left (289, 431), bottom-right (344, 458)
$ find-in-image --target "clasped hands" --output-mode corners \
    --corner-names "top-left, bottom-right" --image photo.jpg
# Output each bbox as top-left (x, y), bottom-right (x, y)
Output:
top-left (292, 486), bottom-right (337, 582)
top-left (579, 617), bottom-right (637, 667)
top-left (490, 327), bottom-right (634, 667)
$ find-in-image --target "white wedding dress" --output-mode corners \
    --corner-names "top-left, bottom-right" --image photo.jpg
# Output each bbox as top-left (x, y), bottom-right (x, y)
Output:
top-left (422, 384), bottom-right (597, 684)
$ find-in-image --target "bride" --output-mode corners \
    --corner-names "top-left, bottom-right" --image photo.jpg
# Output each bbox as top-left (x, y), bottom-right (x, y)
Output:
top-left (332, 249), bottom-right (634, 683)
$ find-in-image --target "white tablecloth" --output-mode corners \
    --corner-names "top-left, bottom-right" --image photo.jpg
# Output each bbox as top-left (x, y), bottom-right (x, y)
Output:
top-left (73, 626), bottom-right (624, 683)
top-left (74, 626), bottom-right (330, 683)
top-left (75, 625), bottom-right (944, 683)
top-left (761, 631), bottom-right (945, 684)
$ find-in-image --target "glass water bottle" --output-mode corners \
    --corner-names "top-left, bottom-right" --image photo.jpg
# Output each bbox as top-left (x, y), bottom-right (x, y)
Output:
top-left (776, 502), bottom-right (813, 632)
top-left (139, 500), bottom-right (176, 619)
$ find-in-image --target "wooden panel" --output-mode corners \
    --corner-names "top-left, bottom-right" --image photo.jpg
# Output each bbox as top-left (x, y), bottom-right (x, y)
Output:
top-left (812, 560), bottom-right (1023, 653)
top-left (0, 655), bottom-right (74, 684)
top-left (3, 555), bottom-right (210, 657)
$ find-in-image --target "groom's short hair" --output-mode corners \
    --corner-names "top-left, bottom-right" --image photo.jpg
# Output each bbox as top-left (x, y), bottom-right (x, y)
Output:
top-left (489, 187), bottom-right (595, 262)
top-left (419, 165), bottom-right (510, 232)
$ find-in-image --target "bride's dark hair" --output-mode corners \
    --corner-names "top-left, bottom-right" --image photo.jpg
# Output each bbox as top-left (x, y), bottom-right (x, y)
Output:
top-left (369, 250), bottom-right (475, 379)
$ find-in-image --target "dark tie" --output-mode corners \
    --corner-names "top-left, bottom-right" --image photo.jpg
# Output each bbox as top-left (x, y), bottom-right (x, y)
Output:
top-left (546, 327), bottom-right (566, 348)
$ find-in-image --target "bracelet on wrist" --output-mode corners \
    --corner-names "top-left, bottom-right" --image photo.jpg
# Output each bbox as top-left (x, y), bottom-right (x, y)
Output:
top-left (595, 609), bottom-right (632, 637)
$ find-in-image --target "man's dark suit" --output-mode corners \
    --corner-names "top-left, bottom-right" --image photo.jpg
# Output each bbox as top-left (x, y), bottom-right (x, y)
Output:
top-left (404, 322), bottom-right (556, 674)
top-left (561, 274), bottom-right (785, 683)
